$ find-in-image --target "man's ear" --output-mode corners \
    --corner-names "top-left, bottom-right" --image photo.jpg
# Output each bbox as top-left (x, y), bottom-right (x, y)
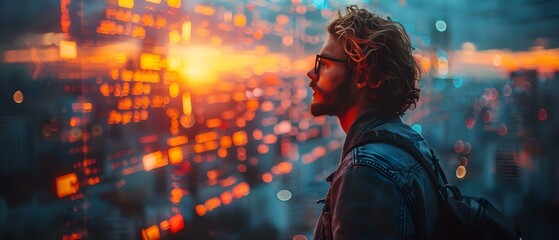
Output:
top-left (356, 80), bottom-right (368, 89)
top-left (354, 74), bottom-right (368, 89)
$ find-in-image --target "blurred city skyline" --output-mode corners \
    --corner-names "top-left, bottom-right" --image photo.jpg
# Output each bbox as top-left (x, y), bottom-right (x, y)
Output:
top-left (1, 0), bottom-right (558, 239)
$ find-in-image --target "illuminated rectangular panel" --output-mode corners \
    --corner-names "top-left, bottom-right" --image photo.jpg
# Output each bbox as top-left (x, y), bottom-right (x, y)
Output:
top-left (142, 151), bottom-right (168, 171)
top-left (119, 0), bottom-right (134, 8)
top-left (56, 173), bottom-right (79, 198)
top-left (167, 0), bottom-right (180, 8)
top-left (145, 0), bottom-right (161, 3)
top-left (141, 225), bottom-right (160, 240)
top-left (59, 40), bottom-right (77, 59)
top-left (140, 53), bottom-right (162, 70)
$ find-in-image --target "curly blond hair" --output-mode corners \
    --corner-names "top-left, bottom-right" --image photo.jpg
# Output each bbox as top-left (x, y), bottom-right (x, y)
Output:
top-left (327, 5), bottom-right (421, 117)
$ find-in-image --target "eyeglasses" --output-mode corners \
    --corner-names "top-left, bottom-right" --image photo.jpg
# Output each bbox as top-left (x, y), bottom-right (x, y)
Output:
top-left (314, 54), bottom-right (347, 74)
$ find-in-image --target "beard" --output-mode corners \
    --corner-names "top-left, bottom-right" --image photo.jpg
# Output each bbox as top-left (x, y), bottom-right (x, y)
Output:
top-left (310, 80), bottom-right (352, 117)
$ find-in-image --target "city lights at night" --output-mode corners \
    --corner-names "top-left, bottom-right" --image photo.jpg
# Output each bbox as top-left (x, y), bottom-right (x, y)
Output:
top-left (1, 0), bottom-right (559, 239)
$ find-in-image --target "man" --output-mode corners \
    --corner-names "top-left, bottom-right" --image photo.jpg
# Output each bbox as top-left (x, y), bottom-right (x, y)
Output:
top-left (308, 5), bottom-right (439, 239)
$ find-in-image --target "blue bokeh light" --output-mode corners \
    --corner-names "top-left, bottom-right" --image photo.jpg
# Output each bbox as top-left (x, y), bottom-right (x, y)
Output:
top-left (435, 20), bottom-right (447, 32)
top-left (412, 124), bottom-right (423, 134)
top-left (453, 75), bottom-right (464, 88)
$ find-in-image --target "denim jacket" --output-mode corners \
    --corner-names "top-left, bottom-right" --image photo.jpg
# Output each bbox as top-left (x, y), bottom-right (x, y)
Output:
top-left (313, 111), bottom-right (440, 240)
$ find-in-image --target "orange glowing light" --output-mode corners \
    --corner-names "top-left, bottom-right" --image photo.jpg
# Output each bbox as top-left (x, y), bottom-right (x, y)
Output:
top-left (205, 118), bottom-right (221, 128)
top-left (170, 188), bottom-right (183, 204)
top-left (257, 144), bottom-right (269, 154)
top-left (233, 13), bottom-right (247, 27)
top-left (253, 30), bottom-right (264, 40)
top-left (182, 21), bottom-right (191, 42)
top-left (140, 53), bottom-right (162, 70)
top-left (160, 220), bottom-right (170, 231)
top-left (219, 176), bottom-right (237, 187)
top-left (207, 170), bottom-right (219, 179)
top-left (72, 102), bottom-right (93, 112)
top-left (141, 225), bottom-right (160, 240)
top-left (276, 14), bottom-right (289, 25)
top-left (167, 0), bottom-right (180, 8)
top-left (272, 161), bottom-right (293, 175)
top-left (194, 4), bottom-right (215, 16)
top-left (59, 40), bottom-right (77, 59)
top-left (219, 136), bottom-right (232, 148)
top-left (218, 148), bottom-right (227, 158)
top-left (205, 197), bottom-right (221, 211)
top-left (195, 204), bottom-right (207, 216)
top-left (168, 146), bottom-right (183, 164)
top-left (118, 0), bottom-right (134, 9)
top-left (56, 173), bottom-right (79, 198)
top-left (12, 90), bottom-right (23, 104)
top-left (246, 99), bottom-right (259, 111)
top-left (182, 92), bottom-right (192, 115)
top-left (220, 192), bottom-right (233, 205)
top-left (167, 56), bottom-right (181, 71)
top-left (169, 214), bottom-right (184, 233)
top-left (204, 141), bottom-right (218, 151)
top-left (456, 166), bottom-right (467, 179)
top-left (142, 151), bottom-right (168, 171)
top-left (169, 82), bottom-right (180, 98)
top-left (232, 131), bottom-right (248, 146)
top-left (237, 164), bottom-right (247, 172)
top-left (195, 131), bottom-right (218, 143)
top-left (132, 26), bottom-right (146, 39)
top-left (146, 0), bottom-right (161, 3)
top-left (262, 172), bottom-right (273, 183)
top-left (263, 134), bottom-right (278, 144)
top-left (232, 182), bottom-right (250, 199)
top-left (169, 30), bottom-right (181, 44)
top-left (155, 16), bottom-right (166, 28)
top-left (167, 135), bottom-right (188, 147)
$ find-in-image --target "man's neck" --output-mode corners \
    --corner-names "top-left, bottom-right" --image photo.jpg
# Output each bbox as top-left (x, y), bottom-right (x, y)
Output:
top-left (337, 104), bottom-right (367, 133)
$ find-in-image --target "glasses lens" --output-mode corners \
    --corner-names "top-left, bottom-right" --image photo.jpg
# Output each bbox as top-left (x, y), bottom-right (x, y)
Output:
top-left (314, 56), bottom-right (321, 73)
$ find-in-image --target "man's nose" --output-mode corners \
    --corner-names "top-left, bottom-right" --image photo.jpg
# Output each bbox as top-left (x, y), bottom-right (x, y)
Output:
top-left (307, 69), bottom-right (317, 82)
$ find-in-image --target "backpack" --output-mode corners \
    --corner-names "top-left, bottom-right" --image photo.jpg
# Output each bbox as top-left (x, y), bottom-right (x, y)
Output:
top-left (345, 130), bottom-right (522, 240)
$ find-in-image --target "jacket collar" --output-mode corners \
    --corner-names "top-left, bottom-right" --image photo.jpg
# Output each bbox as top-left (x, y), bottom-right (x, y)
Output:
top-left (341, 109), bottom-right (396, 165)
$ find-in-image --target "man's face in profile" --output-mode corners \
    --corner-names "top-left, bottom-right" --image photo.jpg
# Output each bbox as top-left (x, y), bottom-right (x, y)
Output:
top-left (307, 34), bottom-right (353, 117)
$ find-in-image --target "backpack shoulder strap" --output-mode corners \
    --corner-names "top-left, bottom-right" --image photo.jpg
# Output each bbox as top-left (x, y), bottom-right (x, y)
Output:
top-left (344, 130), bottom-right (447, 198)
